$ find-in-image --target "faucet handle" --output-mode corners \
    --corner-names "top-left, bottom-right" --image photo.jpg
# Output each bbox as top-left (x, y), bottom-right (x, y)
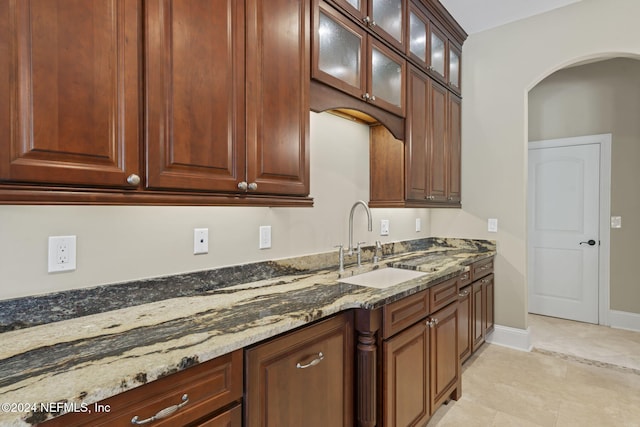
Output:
top-left (356, 241), bottom-right (366, 250)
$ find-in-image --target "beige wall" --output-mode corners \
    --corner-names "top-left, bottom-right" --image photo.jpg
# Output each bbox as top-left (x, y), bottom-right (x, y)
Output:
top-left (430, 0), bottom-right (640, 329)
top-left (0, 112), bottom-right (431, 300)
top-left (529, 58), bottom-right (640, 314)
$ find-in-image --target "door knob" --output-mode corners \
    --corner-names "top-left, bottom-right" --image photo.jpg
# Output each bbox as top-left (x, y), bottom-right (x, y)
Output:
top-left (579, 239), bottom-right (597, 246)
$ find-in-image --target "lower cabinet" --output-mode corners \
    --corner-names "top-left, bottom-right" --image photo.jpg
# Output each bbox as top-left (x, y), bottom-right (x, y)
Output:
top-left (429, 302), bottom-right (460, 412)
top-left (43, 350), bottom-right (243, 427)
top-left (383, 317), bottom-right (431, 426)
top-left (461, 257), bottom-right (496, 360)
top-left (244, 311), bottom-right (354, 427)
top-left (358, 275), bottom-right (461, 427)
top-left (457, 283), bottom-right (472, 363)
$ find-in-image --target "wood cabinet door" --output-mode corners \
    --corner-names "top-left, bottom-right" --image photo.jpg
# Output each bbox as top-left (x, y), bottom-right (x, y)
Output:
top-left (471, 280), bottom-right (485, 352)
top-left (0, 0), bottom-right (140, 188)
top-left (483, 274), bottom-right (495, 334)
top-left (368, 38), bottom-right (406, 117)
top-left (458, 285), bottom-right (472, 363)
top-left (145, 0), bottom-right (245, 192)
top-left (245, 0), bottom-right (310, 196)
top-left (427, 80), bottom-right (448, 202)
top-left (197, 404), bottom-right (242, 427)
top-left (245, 312), bottom-right (354, 427)
top-left (369, 0), bottom-right (406, 52)
top-left (313, 0), bottom-right (368, 100)
top-left (383, 321), bottom-right (430, 427)
top-left (448, 94), bottom-right (462, 203)
top-left (429, 302), bottom-right (459, 411)
top-left (405, 66), bottom-right (429, 202)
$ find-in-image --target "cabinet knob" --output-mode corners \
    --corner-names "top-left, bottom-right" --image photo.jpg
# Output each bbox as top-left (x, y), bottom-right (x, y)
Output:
top-left (237, 181), bottom-right (248, 191)
top-left (362, 16), bottom-right (376, 28)
top-left (426, 318), bottom-right (438, 328)
top-left (126, 174), bottom-right (141, 186)
top-left (362, 93), bottom-right (371, 101)
top-left (248, 182), bottom-right (258, 191)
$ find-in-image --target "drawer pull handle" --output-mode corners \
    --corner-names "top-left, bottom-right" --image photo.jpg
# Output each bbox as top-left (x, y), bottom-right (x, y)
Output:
top-left (426, 318), bottom-right (438, 328)
top-left (296, 352), bottom-right (324, 369)
top-left (131, 394), bottom-right (189, 425)
top-left (481, 278), bottom-right (490, 284)
top-left (458, 290), bottom-right (469, 297)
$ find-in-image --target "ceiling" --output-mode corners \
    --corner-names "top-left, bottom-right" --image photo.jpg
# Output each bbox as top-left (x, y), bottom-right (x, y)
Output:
top-left (439, 0), bottom-right (582, 34)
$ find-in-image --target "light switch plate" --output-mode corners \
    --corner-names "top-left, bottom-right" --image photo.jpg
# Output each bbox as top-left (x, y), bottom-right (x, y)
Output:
top-left (415, 218), bottom-right (421, 233)
top-left (611, 216), bottom-right (622, 229)
top-left (488, 218), bottom-right (498, 233)
top-left (259, 226), bottom-right (272, 249)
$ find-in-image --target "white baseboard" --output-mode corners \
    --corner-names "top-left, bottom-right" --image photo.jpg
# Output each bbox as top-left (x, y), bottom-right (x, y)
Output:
top-left (609, 310), bottom-right (640, 332)
top-left (485, 325), bottom-right (532, 352)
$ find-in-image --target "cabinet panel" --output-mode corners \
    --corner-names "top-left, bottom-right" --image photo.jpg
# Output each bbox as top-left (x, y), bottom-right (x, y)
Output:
top-left (383, 321), bottom-right (430, 427)
top-left (427, 80), bottom-right (448, 202)
top-left (145, 0), bottom-right (245, 192)
top-left (405, 67), bottom-right (429, 201)
top-left (0, 0), bottom-right (139, 188)
top-left (458, 285), bottom-right (472, 363)
top-left (471, 280), bottom-right (485, 352)
top-left (246, 0), bottom-right (310, 196)
top-left (484, 274), bottom-right (495, 334)
top-left (429, 276), bottom-right (458, 313)
top-left (245, 312), bottom-right (354, 427)
top-left (429, 302), bottom-right (459, 411)
top-left (448, 94), bottom-right (461, 203)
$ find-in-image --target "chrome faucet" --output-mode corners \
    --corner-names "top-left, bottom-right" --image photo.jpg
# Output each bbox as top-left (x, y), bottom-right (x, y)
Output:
top-left (348, 200), bottom-right (372, 260)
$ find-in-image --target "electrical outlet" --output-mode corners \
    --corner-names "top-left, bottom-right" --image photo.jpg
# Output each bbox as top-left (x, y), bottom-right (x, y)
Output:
top-left (415, 218), bottom-right (421, 232)
top-left (259, 226), bottom-right (271, 249)
top-left (380, 219), bottom-right (390, 236)
top-left (48, 236), bottom-right (77, 273)
top-left (194, 228), bottom-right (209, 254)
top-left (488, 218), bottom-right (498, 233)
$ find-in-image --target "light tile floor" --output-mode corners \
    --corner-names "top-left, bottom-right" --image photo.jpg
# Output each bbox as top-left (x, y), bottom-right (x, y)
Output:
top-left (427, 315), bottom-right (640, 426)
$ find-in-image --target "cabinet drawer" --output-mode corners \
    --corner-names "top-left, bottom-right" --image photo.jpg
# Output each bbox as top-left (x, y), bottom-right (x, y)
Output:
top-left (457, 268), bottom-right (472, 288)
top-left (44, 350), bottom-right (243, 427)
top-left (429, 277), bottom-right (458, 313)
top-left (245, 311), bottom-right (354, 427)
top-left (382, 289), bottom-right (430, 339)
top-left (472, 258), bottom-right (493, 280)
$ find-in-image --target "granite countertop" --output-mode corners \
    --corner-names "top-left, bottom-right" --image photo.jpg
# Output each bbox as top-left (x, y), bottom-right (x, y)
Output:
top-left (0, 238), bottom-right (495, 426)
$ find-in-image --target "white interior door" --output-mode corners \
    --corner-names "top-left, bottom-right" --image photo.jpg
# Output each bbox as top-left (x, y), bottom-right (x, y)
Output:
top-left (528, 142), bottom-right (600, 324)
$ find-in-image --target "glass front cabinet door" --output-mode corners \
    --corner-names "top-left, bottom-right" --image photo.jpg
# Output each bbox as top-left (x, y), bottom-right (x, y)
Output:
top-left (371, 0), bottom-right (406, 50)
top-left (448, 44), bottom-right (461, 94)
top-left (313, 1), bottom-right (367, 99)
top-left (407, 4), bottom-right (428, 68)
top-left (429, 25), bottom-right (447, 83)
top-left (369, 38), bottom-right (406, 116)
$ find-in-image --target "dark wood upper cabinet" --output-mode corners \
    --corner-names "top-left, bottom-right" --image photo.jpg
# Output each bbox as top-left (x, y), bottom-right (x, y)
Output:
top-left (448, 43), bottom-right (462, 94)
top-left (145, 0), bottom-right (245, 193)
top-left (427, 78), bottom-right (448, 203)
top-left (448, 93), bottom-right (462, 203)
top-left (245, 0), bottom-right (310, 196)
top-left (330, 0), bottom-right (407, 51)
top-left (313, 0), bottom-right (405, 117)
top-left (0, 0), bottom-right (140, 188)
top-left (0, 0), bottom-right (310, 204)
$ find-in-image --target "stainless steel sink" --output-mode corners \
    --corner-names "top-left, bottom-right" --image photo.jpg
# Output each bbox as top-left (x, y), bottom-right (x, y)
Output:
top-left (338, 267), bottom-right (428, 289)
